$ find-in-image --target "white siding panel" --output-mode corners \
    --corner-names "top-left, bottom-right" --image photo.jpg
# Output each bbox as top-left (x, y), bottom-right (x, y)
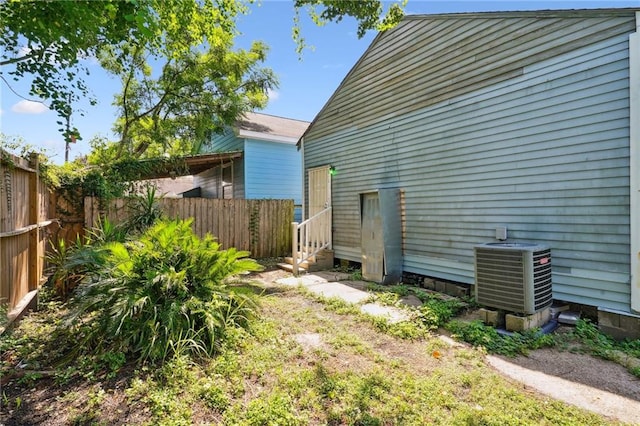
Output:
top-left (404, 254), bottom-right (475, 284)
top-left (306, 15), bottom-right (635, 140)
top-left (306, 33), bottom-right (632, 312)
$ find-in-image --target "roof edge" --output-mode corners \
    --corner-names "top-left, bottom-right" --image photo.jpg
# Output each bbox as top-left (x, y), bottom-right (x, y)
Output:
top-left (404, 8), bottom-right (640, 20)
top-left (238, 128), bottom-right (300, 144)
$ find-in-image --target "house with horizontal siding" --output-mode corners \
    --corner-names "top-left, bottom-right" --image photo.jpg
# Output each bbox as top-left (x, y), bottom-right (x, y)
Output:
top-left (299, 9), bottom-right (640, 329)
top-left (195, 112), bottom-right (309, 220)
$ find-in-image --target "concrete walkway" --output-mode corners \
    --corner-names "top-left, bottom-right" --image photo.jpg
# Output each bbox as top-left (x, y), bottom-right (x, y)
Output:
top-left (276, 272), bottom-right (410, 323)
top-left (275, 272), bottom-right (640, 425)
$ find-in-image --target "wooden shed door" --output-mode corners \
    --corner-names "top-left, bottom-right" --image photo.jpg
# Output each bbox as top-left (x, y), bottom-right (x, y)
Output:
top-left (361, 192), bottom-right (384, 282)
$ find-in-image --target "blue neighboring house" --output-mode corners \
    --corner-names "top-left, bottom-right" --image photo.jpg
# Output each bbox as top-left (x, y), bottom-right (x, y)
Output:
top-left (193, 112), bottom-right (309, 221)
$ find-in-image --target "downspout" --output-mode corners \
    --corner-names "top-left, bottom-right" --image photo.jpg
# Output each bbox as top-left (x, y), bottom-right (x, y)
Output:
top-left (630, 12), bottom-right (640, 313)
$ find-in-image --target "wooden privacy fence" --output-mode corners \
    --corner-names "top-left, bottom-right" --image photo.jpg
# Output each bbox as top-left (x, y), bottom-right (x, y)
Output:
top-left (85, 197), bottom-right (294, 258)
top-left (1, 151), bottom-right (54, 313)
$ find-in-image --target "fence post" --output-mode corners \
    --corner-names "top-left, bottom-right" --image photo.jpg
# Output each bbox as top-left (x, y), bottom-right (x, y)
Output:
top-left (28, 152), bottom-right (39, 292)
top-left (291, 222), bottom-right (298, 275)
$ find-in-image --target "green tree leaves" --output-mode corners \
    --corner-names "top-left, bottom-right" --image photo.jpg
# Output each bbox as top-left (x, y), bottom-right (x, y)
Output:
top-left (1, 0), bottom-right (405, 156)
top-left (0, 0), bottom-right (141, 120)
top-left (109, 37), bottom-right (276, 158)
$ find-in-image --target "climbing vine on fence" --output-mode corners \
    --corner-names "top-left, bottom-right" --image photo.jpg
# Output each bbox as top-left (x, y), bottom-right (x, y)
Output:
top-left (249, 201), bottom-right (261, 249)
top-left (52, 156), bottom-right (189, 213)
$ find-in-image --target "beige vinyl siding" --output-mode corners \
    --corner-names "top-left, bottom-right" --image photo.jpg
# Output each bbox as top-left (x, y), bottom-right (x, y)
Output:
top-left (304, 16), bottom-right (634, 312)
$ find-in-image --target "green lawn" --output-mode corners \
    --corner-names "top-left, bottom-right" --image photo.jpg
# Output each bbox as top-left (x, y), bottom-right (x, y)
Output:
top-left (1, 274), bottom-right (623, 426)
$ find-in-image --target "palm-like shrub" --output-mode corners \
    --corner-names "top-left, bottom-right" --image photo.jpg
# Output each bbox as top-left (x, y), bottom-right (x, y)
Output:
top-left (68, 219), bottom-right (263, 363)
top-left (124, 184), bottom-right (164, 234)
top-left (46, 218), bottom-right (125, 298)
top-left (46, 237), bottom-right (102, 298)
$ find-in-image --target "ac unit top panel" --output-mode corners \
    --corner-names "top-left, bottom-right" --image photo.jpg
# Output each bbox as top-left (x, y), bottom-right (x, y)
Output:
top-left (474, 242), bottom-right (549, 252)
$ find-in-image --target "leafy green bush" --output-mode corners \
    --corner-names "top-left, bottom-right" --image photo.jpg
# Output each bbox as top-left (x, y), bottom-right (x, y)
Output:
top-left (67, 219), bottom-right (263, 363)
top-left (46, 218), bottom-right (126, 298)
top-left (86, 217), bottom-right (128, 245)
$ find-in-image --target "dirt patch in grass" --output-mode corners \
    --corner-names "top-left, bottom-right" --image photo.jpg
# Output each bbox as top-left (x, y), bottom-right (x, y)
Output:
top-left (499, 345), bottom-right (640, 401)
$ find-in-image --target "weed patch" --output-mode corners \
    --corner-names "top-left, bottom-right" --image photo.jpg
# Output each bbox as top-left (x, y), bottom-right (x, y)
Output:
top-left (570, 319), bottom-right (640, 377)
top-left (445, 320), bottom-right (555, 357)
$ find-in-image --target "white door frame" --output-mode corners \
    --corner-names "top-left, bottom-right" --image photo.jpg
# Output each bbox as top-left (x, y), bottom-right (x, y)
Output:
top-left (630, 13), bottom-right (640, 313)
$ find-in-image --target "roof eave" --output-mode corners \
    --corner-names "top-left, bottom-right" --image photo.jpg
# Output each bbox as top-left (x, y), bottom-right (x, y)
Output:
top-left (237, 129), bottom-right (300, 144)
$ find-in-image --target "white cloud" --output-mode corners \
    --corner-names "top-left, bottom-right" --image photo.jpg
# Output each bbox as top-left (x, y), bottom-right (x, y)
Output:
top-left (41, 139), bottom-right (60, 149)
top-left (18, 45), bottom-right (31, 56)
top-left (267, 88), bottom-right (279, 102)
top-left (11, 100), bottom-right (49, 114)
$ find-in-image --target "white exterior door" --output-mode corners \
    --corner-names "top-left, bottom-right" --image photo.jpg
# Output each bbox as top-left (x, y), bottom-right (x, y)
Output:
top-left (308, 166), bottom-right (331, 218)
top-left (307, 166), bottom-right (332, 248)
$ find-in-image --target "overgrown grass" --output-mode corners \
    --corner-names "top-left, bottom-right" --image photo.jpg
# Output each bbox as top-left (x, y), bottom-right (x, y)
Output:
top-left (2, 273), bottom-right (637, 425)
top-left (445, 320), bottom-right (556, 357)
top-left (115, 291), bottom-right (610, 425)
top-left (351, 280), bottom-right (639, 375)
top-left (570, 319), bottom-right (640, 378)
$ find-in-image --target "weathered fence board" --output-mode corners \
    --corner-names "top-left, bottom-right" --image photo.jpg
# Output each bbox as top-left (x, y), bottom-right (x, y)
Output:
top-left (84, 197), bottom-right (293, 258)
top-left (1, 151), bottom-right (54, 313)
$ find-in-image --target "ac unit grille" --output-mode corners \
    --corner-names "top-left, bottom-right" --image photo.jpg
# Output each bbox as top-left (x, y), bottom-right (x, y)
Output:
top-left (532, 248), bottom-right (553, 311)
top-left (474, 244), bottom-right (552, 314)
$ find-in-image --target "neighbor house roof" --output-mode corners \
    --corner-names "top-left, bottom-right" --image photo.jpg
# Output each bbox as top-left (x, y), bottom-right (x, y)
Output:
top-left (140, 151), bottom-right (243, 179)
top-left (405, 8), bottom-right (639, 20)
top-left (236, 112), bottom-right (310, 144)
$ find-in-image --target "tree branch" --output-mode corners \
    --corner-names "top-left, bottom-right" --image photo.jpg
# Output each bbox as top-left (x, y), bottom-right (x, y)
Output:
top-left (0, 49), bottom-right (42, 67)
top-left (0, 75), bottom-right (50, 108)
top-left (116, 47), bottom-right (142, 157)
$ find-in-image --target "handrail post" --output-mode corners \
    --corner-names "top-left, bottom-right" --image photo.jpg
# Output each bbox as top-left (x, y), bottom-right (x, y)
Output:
top-left (291, 222), bottom-right (299, 275)
top-left (328, 207), bottom-right (332, 250)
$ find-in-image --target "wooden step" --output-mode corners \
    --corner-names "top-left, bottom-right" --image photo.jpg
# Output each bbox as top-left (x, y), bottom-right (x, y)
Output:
top-left (277, 262), bottom-right (307, 273)
top-left (284, 257), bottom-right (312, 268)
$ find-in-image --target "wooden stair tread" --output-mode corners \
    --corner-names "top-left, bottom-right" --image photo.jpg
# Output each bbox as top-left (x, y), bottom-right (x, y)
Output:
top-left (277, 263), bottom-right (307, 273)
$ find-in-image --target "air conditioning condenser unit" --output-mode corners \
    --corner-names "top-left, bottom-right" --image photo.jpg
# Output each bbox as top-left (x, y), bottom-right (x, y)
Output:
top-left (474, 243), bottom-right (552, 315)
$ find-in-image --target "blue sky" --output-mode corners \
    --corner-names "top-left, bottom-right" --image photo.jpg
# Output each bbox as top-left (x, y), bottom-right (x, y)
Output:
top-left (1, 0), bottom-right (639, 163)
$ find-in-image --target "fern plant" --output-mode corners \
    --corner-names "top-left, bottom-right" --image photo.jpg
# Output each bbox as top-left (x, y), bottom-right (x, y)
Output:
top-left (68, 219), bottom-right (263, 363)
